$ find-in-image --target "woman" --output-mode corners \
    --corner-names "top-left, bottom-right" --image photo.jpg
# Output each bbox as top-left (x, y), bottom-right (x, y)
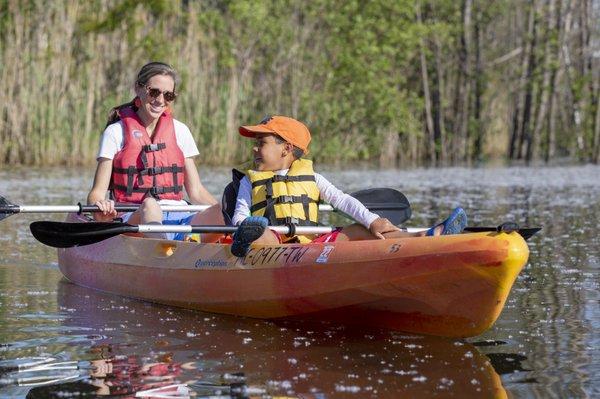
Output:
top-left (87, 62), bottom-right (222, 241)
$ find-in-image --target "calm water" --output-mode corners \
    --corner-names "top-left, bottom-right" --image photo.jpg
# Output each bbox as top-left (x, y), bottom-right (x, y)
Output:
top-left (0, 165), bottom-right (598, 398)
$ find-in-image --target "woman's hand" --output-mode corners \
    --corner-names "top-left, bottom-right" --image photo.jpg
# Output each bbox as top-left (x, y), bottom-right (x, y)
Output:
top-left (92, 199), bottom-right (117, 221)
top-left (369, 217), bottom-right (401, 239)
top-left (88, 159), bottom-right (116, 221)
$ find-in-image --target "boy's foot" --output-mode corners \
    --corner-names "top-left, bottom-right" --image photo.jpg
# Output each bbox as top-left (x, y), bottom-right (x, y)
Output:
top-left (426, 207), bottom-right (467, 236)
top-left (231, 216), bottom-right (269, 257)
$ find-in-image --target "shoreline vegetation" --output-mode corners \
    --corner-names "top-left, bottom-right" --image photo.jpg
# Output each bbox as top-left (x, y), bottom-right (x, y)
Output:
top-left (1, 0), bottom-right (598, 167)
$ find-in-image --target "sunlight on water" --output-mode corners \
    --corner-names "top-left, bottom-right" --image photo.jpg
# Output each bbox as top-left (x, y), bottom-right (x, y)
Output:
top-left (0, 165), bottom-right (598, 398)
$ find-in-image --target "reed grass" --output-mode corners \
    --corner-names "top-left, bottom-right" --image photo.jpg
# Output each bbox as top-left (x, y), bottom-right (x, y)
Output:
top-left (0, 0), bottom-right (598, 167)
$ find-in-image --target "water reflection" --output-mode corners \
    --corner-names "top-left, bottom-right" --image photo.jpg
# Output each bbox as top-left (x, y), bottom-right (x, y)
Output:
top-left (1, 165), bottom-right (599, 397)
top-left (0, 280), bottom-right (508, 398)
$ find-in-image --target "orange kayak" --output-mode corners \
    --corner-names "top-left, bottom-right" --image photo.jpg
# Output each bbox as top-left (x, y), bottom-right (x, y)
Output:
top-left (57, 214), bottom-right (529, 337)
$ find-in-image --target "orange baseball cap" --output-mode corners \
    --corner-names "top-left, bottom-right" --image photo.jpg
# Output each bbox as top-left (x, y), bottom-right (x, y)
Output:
top-left (239, 115), bottom-right (311, 154)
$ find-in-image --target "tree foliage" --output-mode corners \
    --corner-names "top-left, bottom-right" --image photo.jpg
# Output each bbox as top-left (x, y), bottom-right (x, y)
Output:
top-left (0, 0), bottom-right (598, 166)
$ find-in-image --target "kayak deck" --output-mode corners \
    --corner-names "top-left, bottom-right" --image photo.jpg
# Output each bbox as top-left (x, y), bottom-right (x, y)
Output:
top-left (57, 214), bottom-right (529, 337)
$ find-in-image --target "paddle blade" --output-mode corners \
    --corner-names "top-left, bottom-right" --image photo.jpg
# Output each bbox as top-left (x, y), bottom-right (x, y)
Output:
top-left (30, 221), bottom-right (135, 248)
top-left (463, 225), bottom-right (541, 240)
top-left (351, 188), bottom-right (411, 225)
top-left (0, 196), bottom-right (19, 221)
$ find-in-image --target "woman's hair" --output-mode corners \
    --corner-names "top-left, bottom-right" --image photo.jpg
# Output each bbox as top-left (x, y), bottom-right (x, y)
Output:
top-left (105, 62), bottom-right (179, 127)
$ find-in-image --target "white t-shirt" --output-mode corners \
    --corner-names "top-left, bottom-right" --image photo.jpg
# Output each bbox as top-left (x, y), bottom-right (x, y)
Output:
top-left (97, 119), bottom-right (200, 160)
top-left (232, 170), bottom-right (379, 228)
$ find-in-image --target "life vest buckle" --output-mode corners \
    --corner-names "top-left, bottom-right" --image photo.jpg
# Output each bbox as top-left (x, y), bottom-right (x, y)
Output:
top-left (149, 187), bottom-right (166, 195)
top-left (142, 143), bottom-right (166, 152)
top-left (279, 195), bottom-right (294, 203)
top-left (284, 217), bottom-right (300, 225)
top-left (146, 166), bottom-right (164, 176)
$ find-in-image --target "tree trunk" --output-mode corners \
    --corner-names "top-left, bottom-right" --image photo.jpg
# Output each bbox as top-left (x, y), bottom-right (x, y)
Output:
top-left (472, 7), bottom-right (484, 162)
top-left (457, 0), bottom-right (472, 162)
top-left (581, 0), bottom-right (597, 162)
top-left (545, 0), bottom-right (563, 162)
top-left (561, 0), bottom-right (585, 159)
top-left (593, 78), bottom-right (600, 163)
top-left (433, 36), bottom-right (447, 164)
top-left (529, 1), bottom-right (555, 163)
top-left (520, 0), bottom-right (538, 163)
top-left (509, 4), bottom-right (532, 160)
top-left (416, 3), bottom-right (436, 165)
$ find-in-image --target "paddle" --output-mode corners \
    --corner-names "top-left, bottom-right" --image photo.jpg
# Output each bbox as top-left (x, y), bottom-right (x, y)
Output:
top-left (406, 223), bottom-right (541, 240)
top-left (32, 219), bottom-right (540, 249)
top-left (463, 223), bottom-right (541, 240)
top-left (1, 188), bottom-right (412, 225)
top-left (348, 188), bottom-right (411, 225)
top-left (404, 222), bottom-right (542, 240)
top-left (30, 221), bottom-right (339, 248)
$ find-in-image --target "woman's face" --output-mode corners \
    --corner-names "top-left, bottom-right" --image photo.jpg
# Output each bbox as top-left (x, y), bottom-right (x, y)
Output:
top-left (135, 74), bottom-right (175, 122)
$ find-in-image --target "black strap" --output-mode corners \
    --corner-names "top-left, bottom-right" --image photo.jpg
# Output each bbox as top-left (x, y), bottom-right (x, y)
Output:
top-left (264, 180), bottom-right (274, 197)
top-left (250, 195), bottom-right (318, 213)
top-left (148, 186), bottom-right (182, 196)
top-left (259, 180), bottom-right (274, 223)
top-left (142, 143), bottom-right (167, 152)
top-left (140, 151), bottom-right (149, 170)
top-left (300, 194), bottom-right (310, 222)
top-left (262, 198), bottom-right (277, 225)
top-left (113, 166), bottom-right (183, 178)
top-left (285, 223), bottom-right (296, 237)
top-left (251, 174), bottom-right (316, 188)
top-left (113, 166), bottom-right (136, 174)
top-left (276, 218), bottom-right (319, 227)
top-left (172, 163), bottom-right (179, 193)
top-left (125, 166), bottom-right (136, 195)
top-left (135, 165), bottom-right (184, 176)
top-left (112, 184), bottom-right (184, 195)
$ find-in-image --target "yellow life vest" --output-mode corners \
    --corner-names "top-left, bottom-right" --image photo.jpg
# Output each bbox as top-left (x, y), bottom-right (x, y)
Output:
top-left (247, 159), bottom-right (320, 243)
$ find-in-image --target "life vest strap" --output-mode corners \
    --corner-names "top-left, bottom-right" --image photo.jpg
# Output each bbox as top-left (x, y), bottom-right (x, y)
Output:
top-left (171, 163), bottom-right (180, 194)
top-left (112, 184), bottom-right (184, 196)
top-left (277, 217), bottom-right (320, 227)
top-left (251, 174), bottom-right (316, 189)
top-left (113, 165), bottom-right (184, 195)
top-left (113, 165), bottom-right (183, 176)
top-left (250, 195), bottom-right (318, 213)
top-left (142, 143), bottom-right (167, 152)
top-left (138, 165), bottom-right (184, 176)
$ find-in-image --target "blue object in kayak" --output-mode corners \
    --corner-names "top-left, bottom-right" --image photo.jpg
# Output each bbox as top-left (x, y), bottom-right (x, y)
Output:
top-left (426, 207), bottom-right (467, 236)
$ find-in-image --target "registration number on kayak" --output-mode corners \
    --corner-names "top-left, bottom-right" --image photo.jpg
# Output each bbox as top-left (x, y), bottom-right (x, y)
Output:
top-left (235, 246), bottom-right (310, 267)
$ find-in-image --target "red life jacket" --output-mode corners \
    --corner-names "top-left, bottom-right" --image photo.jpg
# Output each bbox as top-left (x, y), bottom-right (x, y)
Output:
top-left (111, 107), bottom-right (185, 203)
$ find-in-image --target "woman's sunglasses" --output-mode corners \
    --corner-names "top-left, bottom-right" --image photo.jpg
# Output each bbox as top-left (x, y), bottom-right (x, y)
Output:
top-left (138, 83), bottom-right (177, 102)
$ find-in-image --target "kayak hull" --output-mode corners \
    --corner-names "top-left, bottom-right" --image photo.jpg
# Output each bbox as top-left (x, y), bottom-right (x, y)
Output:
top-left (57, 214), bottom-right (529, 337)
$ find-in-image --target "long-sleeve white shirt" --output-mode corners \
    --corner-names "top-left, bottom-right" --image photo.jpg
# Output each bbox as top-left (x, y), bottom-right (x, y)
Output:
top-left (232, 169), bottom-right (379, 228)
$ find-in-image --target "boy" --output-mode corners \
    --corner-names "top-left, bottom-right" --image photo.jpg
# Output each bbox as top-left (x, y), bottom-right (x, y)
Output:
top-left (231, 116), bottom-right (466, 257)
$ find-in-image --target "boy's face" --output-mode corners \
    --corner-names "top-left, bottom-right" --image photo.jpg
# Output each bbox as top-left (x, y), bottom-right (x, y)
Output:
top-left (252, 133), bottom-right (291, 171)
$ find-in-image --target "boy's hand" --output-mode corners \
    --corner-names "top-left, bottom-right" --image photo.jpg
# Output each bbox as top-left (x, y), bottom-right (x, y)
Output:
top-left (369, 217), bottom-right (401, 239)
top-left (92, 199), bottom-right (117, 221)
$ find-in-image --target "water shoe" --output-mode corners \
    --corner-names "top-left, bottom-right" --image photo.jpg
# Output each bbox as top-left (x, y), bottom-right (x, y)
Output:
top-left (231, 216), bottom-right (268, 257)
top-left (426, 207), bottom-right (468, 236)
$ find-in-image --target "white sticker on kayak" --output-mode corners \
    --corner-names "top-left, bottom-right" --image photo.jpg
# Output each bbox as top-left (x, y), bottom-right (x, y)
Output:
top-left (316, 245), bottom-right (334, 263)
